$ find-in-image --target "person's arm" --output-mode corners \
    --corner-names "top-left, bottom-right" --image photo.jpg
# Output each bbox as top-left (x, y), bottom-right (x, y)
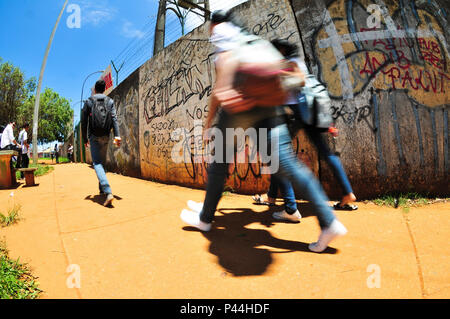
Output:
top-left (205, 85), bottom-right (219, 130)
top-left (23, 132), bottom-right (28, 149)
top-left (279, 60), bottom-right (306, 87)
top-left (7, 126), bottom-right (19, 146)
top-left (81, 100), bottom-right (90, 145)
top-left (212, 51), bottom-right (255, 114)
top-left (110, 99), bottom-right (121, 146)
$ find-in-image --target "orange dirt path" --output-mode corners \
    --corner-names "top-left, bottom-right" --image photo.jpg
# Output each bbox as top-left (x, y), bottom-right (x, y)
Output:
top-left (0, 163), bottom-right (449, 299)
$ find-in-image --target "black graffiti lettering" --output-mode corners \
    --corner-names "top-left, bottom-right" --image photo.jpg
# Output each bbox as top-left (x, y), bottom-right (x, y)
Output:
top-left (252, 13), bottom-right (286, 35)
top-left (331, 104), bottom-right (373, 126)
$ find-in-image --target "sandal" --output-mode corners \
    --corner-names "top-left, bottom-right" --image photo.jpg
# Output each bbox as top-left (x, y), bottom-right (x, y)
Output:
top-left (252, 194), bottom-right (275, 206)
top-left (333, 202), bottom-right (358, 211)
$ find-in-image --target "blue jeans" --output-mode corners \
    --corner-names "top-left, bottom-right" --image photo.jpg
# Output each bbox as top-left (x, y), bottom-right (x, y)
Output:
top-left (303, 125), bottom-right (353, 195)
top-left (89, 135), bottom-right (112, 195)
top-left (267, 125), bottom-right (354, 213)
top-left (267, 174), bottom-right (298, 214)
top-left (199, 115), bottom-right (336, 229)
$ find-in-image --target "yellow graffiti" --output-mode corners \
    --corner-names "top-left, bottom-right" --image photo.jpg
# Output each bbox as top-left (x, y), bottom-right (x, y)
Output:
top-left (315, 0), bottom-right (450, 107)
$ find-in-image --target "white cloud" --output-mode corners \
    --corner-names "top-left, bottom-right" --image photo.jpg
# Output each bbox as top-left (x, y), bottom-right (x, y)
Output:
top-left (121, 21), bottom-right (146, 39)
top-left (77, 0), bottom-right (117, 27)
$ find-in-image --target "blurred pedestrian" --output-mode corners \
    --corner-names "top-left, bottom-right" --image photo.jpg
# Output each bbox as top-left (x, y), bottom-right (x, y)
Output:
top-left (254, 40), bottom-right (357, 213)
top-left (180, 10), bottom-right (347, 253)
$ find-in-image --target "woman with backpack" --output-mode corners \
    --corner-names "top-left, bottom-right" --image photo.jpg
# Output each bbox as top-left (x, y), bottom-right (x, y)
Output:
top-left (180, 10), bottom-right (347, 253)
top-left (252, 40), bottom-right (358, 213)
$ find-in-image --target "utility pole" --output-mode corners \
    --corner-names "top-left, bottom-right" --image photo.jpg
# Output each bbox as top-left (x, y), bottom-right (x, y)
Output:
top-left (204, 0), bottom-right (210, 21)
top-left (32, 0), bottom-right (68, 164)
top-left (111, 60), bottom-right (124, 86)
top-left (153, 0), bottom-right (211, 55)
top-left (153, 0), bottom-right (167, 56)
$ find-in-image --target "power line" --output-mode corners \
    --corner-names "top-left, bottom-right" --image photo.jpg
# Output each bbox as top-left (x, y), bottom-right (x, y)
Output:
top-left (111, 0), bottom-right (250, 86)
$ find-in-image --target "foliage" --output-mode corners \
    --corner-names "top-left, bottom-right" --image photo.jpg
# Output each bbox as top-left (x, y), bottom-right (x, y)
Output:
top-left (0, 57), bottom-right (36, 127)
top-left (20, 88), bottom-right (74, 143)
top-left (15, 163), bottom-right (54, 180)
top-left (371, 193), bottom-right (445, 208)
top-left (0, 205), bottom-right (21, 227)
top-left (0, 57), bottom-right (73, 144)
top-left (0, 239), bottom-right (42, 299)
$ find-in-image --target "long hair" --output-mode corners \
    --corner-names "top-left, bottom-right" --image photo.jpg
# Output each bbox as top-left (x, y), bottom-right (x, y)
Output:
top-left (270, 39), bottom-right (299, 59)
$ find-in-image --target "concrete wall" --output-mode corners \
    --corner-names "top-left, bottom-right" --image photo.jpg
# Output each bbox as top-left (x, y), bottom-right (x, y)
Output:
top-left (106, 69), bottom-right (140, 177)
top-left (138, 0), bottom-right (307, 194)
top-left (102, 0), bottom-right (449, 199)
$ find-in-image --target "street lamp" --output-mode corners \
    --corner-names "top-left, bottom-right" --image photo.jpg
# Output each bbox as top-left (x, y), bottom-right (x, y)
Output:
top-left (32, 0), bottom-right (69, 164)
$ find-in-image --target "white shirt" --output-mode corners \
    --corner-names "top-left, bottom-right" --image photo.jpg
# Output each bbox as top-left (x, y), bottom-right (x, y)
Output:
top-left (0, 124), bottom-right (16, 149)
top-left (285, 57), bottom-right (309, 105)
top-left (19, 129), bottom-right (28, 154)
top-left (210, 22), bottom-right (242, 57)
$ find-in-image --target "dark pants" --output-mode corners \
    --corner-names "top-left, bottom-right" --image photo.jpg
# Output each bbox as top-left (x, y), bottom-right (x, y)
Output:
top-left (20, 154), bottom-right (29, 178)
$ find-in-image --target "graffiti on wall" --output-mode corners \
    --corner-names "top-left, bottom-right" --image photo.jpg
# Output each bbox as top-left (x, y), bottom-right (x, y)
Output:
top-left (107, 74), bottom-right (141, 177)
top-left (304, 0), bottom-right (449, 192)
top-left (136, 0), bottom-right (310, 194)
top-left (313, 0), bottom-right (449, 106)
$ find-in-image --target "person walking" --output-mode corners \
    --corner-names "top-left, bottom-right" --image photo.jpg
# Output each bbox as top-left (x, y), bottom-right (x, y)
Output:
top-left (54, 143), bottom-right (60, 164)
top-left (180, 10), bottom-right (347, 253)
top-left (253, 40), bottom-right (357, 213)
top-left (81, 79), bottom-right (121, 207)
top-left (68, 144), bottom-right (74, 162)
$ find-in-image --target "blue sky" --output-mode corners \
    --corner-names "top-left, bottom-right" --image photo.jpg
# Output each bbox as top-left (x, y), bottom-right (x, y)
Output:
top-left (0, 0), bottom-right (246, 150)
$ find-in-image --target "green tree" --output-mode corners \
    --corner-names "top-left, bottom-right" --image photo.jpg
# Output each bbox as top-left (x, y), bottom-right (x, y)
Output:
top-left (21, 88), bottom-right (74, 143)
top-left (0, 57), bottom-right (36, 127)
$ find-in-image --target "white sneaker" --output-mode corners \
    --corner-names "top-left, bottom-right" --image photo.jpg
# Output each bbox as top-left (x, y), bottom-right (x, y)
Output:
top-left (180, 209), bottom-right (211, 232)
top-left (187, 200), bottom-right (203, 213)
top-left (308, 219), bottom-right (347, 253)
top-left (272, 209), bottom-right (302, 222)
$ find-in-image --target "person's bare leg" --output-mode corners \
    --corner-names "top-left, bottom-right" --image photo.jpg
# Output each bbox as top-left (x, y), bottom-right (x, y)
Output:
top-left (339, 192), bottom-right (356, 206)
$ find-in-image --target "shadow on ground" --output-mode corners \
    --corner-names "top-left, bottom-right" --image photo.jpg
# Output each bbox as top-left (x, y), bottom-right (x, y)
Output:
top-left (84, 194), bottom-right (123, 208)
top-left (183, 205), bottom-right (337, 277)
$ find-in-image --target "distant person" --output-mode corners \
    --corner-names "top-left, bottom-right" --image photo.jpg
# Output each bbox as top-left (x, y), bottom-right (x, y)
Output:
top-left (0, 121), bottom-right (20, 151)
top-left (54, 143), bottom-right (60, 163)
top-left (18, 123), bottom-right (30, 178)
top-left (81, 79), bottom-right (121, 207)
top-left (0, 121), bottom-right (21, 179)
top-left (0, 125), bottom-right (4, 142)
top-left (68, 144), bottom-right (74, 162)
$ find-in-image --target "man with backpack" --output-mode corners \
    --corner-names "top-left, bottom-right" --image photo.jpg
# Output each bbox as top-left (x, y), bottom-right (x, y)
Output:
top-left (81, 79), bottom-right (121, 207)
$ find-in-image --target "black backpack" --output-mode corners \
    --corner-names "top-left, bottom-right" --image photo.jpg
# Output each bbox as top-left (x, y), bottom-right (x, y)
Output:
top-left (87, 95), bottom-right (113, 137)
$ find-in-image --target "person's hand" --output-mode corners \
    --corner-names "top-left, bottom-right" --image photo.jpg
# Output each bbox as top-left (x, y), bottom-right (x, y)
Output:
top-left (328, 126), bottom-right (339, 138)
top-left (114, 137), bottom-right (122, 147)
top-left (215, 88), bottom-right (255, 114)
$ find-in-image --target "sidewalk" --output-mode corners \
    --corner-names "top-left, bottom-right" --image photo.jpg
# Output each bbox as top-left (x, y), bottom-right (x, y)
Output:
top-left (0, 163), bottom-right (448, 299)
